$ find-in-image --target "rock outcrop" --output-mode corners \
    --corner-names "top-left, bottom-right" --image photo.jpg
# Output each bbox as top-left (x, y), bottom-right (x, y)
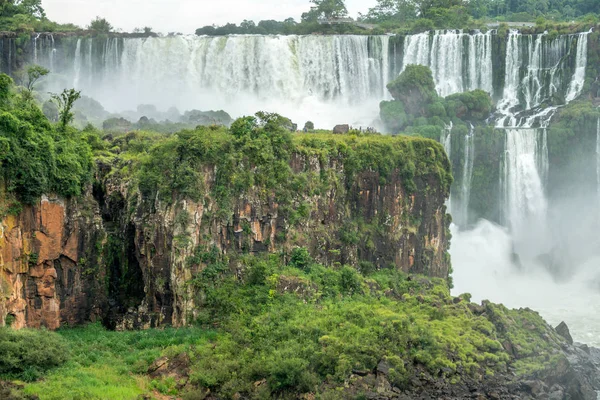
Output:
top-left (0, 148), bottom-right (451, 330)
top-left (0, 194), bottom-right (105, 330)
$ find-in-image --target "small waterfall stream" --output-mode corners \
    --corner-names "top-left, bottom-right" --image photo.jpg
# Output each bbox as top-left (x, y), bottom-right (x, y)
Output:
top-left (460, 124), bottom-right (475, 227)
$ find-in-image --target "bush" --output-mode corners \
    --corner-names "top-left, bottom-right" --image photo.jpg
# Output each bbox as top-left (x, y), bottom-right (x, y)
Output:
top-left (289, 247), bottom-right (312, 270)
top-left (0, 328), bottom-right (68, 381)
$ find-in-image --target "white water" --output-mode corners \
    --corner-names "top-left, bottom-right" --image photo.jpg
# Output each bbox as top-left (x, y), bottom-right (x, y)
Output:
top-left (452, 30), bottom-right (597, 347)
top-left (503, 129), bottom-right (549, 255)
top-left (441, 122), bottom-right (453, 214)
top-left (402, 30), bottom-right (493, 97)
top-left (41, 35), bottom-right (392, 128)
top-left (459, 124), bottom-right (475, 227)
top-left (452, 221), bottom-right (600, 347)
top-left (566, 32), bottom-right (589, 102)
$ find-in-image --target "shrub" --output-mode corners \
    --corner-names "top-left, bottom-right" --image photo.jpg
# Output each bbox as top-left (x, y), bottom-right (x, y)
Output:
top-left (0, 328), bottom-right (69, 381)
top-left (289, 247), bottom-right (312, 270)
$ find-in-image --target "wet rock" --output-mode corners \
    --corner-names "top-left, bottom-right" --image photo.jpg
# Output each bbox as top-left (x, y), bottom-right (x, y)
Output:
top-left (555, 321), bottom-right (574, 345)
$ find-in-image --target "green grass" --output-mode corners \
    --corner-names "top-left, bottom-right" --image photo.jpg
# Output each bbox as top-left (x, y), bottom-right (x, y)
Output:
top-left (5, 254), bottom-right (568, 399)
top-left (22, 324), bottom-right (216, 400)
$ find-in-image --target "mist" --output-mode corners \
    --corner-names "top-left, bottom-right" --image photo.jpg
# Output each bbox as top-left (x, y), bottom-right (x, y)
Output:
top-left (452, 148), bottom-right (600, 347)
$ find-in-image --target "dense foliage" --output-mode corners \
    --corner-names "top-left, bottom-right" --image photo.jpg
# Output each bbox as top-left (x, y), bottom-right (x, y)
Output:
top-left (0, 74), bottom-right (93, 207)
top-left (0, 0), bottom-right (78, 32)
top-left (195, 0), bottom-right (600, 36)
top-left (0, 327), bottom-right (68, 381)
top-left (101, 113), bottom-right (451, 219)
top-left (11, 255), bottom-right (569, 399)
top-left (380, 65), bottom-right (493, 136)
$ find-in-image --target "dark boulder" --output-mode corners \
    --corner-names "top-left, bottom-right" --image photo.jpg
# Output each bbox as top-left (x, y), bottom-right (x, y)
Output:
top-left (333, 124), bottom-right (350, 134)
top-left (556, 321), bottom-right (574, 345)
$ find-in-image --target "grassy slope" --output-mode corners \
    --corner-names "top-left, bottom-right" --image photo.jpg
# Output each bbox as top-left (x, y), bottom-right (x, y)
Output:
top-left (16, 255), bottom-right (564, 400)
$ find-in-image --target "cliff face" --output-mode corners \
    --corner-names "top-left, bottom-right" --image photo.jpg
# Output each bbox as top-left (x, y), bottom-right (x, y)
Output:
top-left (0, 195), bottom-right (105, 330)
top-left (0, 144), bottom-right (451, 330)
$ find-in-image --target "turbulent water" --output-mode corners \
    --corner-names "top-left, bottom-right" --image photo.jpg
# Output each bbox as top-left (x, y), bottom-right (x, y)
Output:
top-left (452, 221), bottom-right (600, 347)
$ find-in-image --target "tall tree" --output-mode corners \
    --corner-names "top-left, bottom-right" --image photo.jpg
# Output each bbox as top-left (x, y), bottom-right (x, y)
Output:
top-left (363, 0), bottom-right (418, 23)
top-left (51, 89), bottom-right (81, 130)
top-left (304, 0), bottom-right (349, 21)
top-left (88, 16), bottom-right (113, 33)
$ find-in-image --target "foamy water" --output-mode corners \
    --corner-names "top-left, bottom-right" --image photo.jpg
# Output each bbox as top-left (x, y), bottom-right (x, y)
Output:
top-left (451, 221), bottom-right (600, 347)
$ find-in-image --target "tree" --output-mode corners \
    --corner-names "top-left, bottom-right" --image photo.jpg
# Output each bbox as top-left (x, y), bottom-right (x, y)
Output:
top-left (88, 16), bottom-right (113, 33)
top-left (16, 64), bottom-right (49, 92)
top-left (417, 0), bottom-right (465, 18)
top-left (305, 0), bottom-right (348, 21)
top-left (51, 89), bottom-right (81, 130)
top-left (363, 0), bottom-right (418, 23)
top-left (0, 0), bottom-right (45, 19)
top-left (0, 74), bottom-right (13, 107)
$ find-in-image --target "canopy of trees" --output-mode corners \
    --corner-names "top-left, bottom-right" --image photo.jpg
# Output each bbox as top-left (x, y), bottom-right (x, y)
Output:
top-left (0, 73), bottom-right (94, 206)
top-left (195, 0), bottom-right (599, 36)
top-left (0, 0), bottom-right (78, 32)
top-left (362, 0), bottom-right (599, 23)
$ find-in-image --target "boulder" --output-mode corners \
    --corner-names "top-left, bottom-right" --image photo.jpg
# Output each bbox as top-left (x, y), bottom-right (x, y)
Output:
top-left (556, 321), bottom-right (574, 345)
top-left (333, 124), bottom-right (349, 134)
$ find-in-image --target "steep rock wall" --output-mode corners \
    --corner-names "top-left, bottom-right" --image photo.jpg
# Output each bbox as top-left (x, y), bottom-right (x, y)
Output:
top-left (0, 148), bottom-right (451, 330)
top-left (0, 194), bottom-right (106, 329)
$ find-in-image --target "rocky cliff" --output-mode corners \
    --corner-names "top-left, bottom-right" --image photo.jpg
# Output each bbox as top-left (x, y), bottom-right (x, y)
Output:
top-left (0, 194), bottom-right (105, 330)
top-left (0, 131), bottom-right (452, 330)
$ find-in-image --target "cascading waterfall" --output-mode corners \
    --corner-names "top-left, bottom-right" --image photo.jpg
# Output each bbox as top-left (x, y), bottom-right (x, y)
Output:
top-left (73, 39), bottom-right (82, 89)
top-left (566, 32), bottom-right (589, 102)
top-left (460, 124), bottom-right (475, 227)
top-left (402, 30), bottom-right (493, 97)
top-left (504, 129), bottom-right (549, 248)
top-left (495, 29), bottom-right (587, 242)
top-left (441, 122), bottom-right (453, 215)
top-left (35, 35), bottom-right (391, 127)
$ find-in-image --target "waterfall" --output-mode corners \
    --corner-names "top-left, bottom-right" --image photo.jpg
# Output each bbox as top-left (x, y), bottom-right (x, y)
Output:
top-left (402, 30), bottom-right (493, 97)
top-left (35, 35), bottom-right (391, 127)
top-left (441, 122), bottom-right (453, 215)
top-left (460, 124), bottom-right (475, 227)
top-left (33, 33), bottom-right (40, 64)
top-left (565, 31), bottom-right (589, 102)
top-left (597, 117), bottom-right (600, 200)
top-left (73, 39), bottom-right (82, 89)
top-left (504, 129), bottom-right (548, 239)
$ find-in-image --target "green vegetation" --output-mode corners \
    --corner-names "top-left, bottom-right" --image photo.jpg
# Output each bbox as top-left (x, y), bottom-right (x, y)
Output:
top-left (380, 65), bottom-right (493, 136)
top-left (0, 0), bottom-right (79, 32)
top-left (0, 327), bottom-right (68, 381)
top-left (195, 0), bottom-right (600, 36)
top-left (99, 112), bottom-right (451, 219)
top-left (3, 255), bottom-right (567, 399)
top-left (22, 324), bottom-right (212, 400)
top-left (0, 74), bottom-right (93, 206)
top-left (87, 16), bottom-right (113, 33)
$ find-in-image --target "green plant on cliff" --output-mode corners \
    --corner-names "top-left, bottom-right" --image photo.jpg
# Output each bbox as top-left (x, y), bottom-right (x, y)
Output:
top-left (0, 75), bottom-right (93, 205)
top-left (380, 65), bottom-right (493, 135)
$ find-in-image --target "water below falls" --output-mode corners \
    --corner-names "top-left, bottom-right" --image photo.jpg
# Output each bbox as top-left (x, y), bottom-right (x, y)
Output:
top-left (451, 221), bottom-right (600, 347)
